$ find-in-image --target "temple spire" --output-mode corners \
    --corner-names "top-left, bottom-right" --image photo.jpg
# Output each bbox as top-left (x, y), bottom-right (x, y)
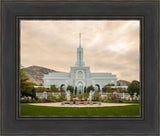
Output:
top-left (79, 32), bottom-right (81, 47)
top-left (75, 32), bottom-right (85, 67)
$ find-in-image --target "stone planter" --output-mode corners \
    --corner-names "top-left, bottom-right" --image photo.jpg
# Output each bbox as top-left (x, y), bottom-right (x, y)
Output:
top-left (98, 102), bottom-right (101, 105)
top-left (84, 102), bottom-right (87, 105)
top-left (90, 102), bottom-right (93, 105)
top-left (70, 102), bottom-right (73, 105)
top-left (76, 101), bottom-right (79, 105)
top-left (61, 102), bottom-right (64, 105)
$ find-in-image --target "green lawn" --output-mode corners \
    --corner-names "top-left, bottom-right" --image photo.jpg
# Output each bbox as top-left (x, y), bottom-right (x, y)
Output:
top-left (21, 104), bottom-right (140, 116)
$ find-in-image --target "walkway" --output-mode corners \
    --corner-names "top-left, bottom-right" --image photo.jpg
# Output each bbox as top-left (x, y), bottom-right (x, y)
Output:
top-left (29, 102), bottom-right (136, 107)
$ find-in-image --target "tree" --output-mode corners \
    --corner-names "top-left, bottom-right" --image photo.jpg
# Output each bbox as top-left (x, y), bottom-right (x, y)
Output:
top-left (87, 85), bottom-right (95, 93)
top-left (97, 86), bottom-right (101, 92)
top-left (50, 85), bottom-right (58, 92)
top-left (102, 85), bottom-right (112, 93)
top-left (75, 87), bottom-right (77, 94)
top-left (67, 85), bottom-right (74, 93)
top-left (35, 87), bottom-right (48, 92)
top-left (84, 86), bottom-right (87, 93)
top-left (30, 87), bottom-right (37, 99)
top-left (20, 67), bottom-right (36, 97)
top-left (60, 86), bottom-right (65, 92)
top-left (106, 83), bottom-right (115, 86)
top-left (20, 68), bottom-right (29, 92)
top-left (127, 80), bottom-right (140, 97)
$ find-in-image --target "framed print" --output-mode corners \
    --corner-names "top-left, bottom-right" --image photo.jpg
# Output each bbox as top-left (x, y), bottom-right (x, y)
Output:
top-left (1, 0), bottom-right (159, 135)
top-left (19, 18), bottom-right (142, 119)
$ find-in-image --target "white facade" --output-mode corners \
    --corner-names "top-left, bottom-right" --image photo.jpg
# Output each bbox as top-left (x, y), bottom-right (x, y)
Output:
top-left (43, 33), bottom-right (117, 94)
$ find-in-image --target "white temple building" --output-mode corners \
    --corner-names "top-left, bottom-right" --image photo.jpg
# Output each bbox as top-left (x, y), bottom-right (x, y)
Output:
top-left (43, 33), bottom-right (117, 94)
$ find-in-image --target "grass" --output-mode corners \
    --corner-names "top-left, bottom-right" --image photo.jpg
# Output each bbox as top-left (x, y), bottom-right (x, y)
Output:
top-left (20, 104), bottom-right (140, 116)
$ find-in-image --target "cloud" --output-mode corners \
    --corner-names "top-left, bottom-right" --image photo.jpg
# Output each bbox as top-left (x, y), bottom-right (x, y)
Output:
top-left (21, 20), bottom-right (140, 81)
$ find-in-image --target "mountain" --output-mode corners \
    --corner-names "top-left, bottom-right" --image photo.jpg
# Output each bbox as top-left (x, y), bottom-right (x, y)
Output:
top-left (23, 66), bottom-right (57, 85)
top-left (117, 80), bottom-right (130, 86)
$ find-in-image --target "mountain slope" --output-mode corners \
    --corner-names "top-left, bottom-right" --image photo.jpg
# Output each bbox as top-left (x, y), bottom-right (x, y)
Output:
top-left (117, 80), bottom-right (130, 86)
top-left (23, 66), bottom-right (56, 85)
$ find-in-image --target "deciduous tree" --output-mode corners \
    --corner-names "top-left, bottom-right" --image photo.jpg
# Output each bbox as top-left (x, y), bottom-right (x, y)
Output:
top-left (102, 85), bottom-right (112, 93)
top-left (127, 80), bottom-right (140, 97)
top-left (20, 67), bottom-right (36, 97)
top-left (50, 85), bottom-right (58, 92)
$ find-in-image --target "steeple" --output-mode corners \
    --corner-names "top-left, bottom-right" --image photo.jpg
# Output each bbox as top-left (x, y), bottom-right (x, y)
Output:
top-left (75, 33), bottom-right (85, 67)
top-left (79, 32), bottom-right (81, 47)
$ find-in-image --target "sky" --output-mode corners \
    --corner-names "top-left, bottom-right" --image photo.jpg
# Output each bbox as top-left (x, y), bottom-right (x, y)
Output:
top-left (20, 20), bottom-right (140, 82)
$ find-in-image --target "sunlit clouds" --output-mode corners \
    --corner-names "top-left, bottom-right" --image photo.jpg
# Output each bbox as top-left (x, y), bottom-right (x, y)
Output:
top-left (21, 20), bottom-right (140, 81)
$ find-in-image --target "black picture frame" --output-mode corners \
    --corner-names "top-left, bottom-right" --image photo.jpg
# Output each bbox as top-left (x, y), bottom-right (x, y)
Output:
top-left (1, 0), bottom-right (159, 135)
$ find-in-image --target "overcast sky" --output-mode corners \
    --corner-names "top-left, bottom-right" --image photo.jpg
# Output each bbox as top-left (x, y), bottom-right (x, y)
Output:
top-left (21, 20), bottom-right (140, 82)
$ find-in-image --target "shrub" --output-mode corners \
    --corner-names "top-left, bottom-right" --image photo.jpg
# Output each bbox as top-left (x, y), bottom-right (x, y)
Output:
top-left (47, 93), bottom-right (54, 102)
top-left (52, 95), bottom-right (57, 102)
top-left (70, 93), bottom-right (76, 101)
top-left (50, 85), bottom-right (58, 92)
top-left (32, 98), bottom-right (37, 103)
top-left (102, 86), bottom-right (113, 93)
top-left (78, 94), bottom-right (83, 99)
top-left (61, 91), bottom-right (66, 95)
top-left (110, 93), bottom-right (120, 100)
top-left (35, 87), bottom-right (48, 92)
top-left (42, 98), bottom-right (48, 102)
top-left (103, 98), bottom-right (140, 103)
top-left (20, 97), bottom-right (39, 103)
top-left (103, 99), bottom-right (121, 103)
top-left (92, 92), bottom-right (101, 101)
top-left (106, 93), bottom-right (111, 99)
top-left (58, 94), bottom-right (66, 101)
top-left (121, 99), bottom-right (140, 103)
top-left (117, 88), bottom-right (127, 93)
top-left (83, 93), bottom-right (89, 100)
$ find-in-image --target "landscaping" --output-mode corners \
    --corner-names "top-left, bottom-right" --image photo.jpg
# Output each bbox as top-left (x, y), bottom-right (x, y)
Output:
top-left (20, 91), bottom-right (140, 104)
top-left (21, 104), bottom-right (140, 116)
top-left (20, 68), bottom-right (140, 116)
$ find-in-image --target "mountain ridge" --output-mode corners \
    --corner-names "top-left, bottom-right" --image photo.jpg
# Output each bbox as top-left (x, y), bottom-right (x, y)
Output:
top-left (117, 80), bottom-right (130, 86)
top-left (23, 65), bottom-right (57, 85)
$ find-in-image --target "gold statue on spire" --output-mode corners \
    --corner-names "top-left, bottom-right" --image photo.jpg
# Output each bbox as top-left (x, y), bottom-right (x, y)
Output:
top-left (79, 32), bottom-right (81, 47)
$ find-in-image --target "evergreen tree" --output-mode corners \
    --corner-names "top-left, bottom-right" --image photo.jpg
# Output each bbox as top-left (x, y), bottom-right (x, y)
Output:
top-left (75, 87), bottom-right (77, 94)
top-left (87, 85), bottom-right (95, 93)
top-left (67, 85), bottom-right (74, 93)
top-left (84, 86), bottom-right (86, 93)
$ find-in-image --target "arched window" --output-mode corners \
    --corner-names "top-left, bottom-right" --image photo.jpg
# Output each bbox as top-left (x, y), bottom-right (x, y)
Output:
top-left (78, 71), bottom-right (83, 79)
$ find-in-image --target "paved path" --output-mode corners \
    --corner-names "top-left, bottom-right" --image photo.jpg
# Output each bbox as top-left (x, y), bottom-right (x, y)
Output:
top-left (29, 102), bottom-right (136, 107)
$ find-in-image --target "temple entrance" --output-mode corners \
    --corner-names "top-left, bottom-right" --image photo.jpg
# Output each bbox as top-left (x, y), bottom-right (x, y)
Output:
top-left (77, 81), bottom-right (84, 94)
